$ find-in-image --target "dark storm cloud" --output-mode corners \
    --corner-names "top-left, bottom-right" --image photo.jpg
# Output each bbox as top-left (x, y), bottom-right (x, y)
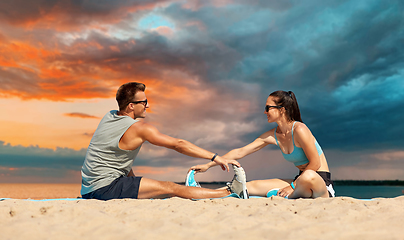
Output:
top-left (0, 141), bottom-right (86, 170)
top-left (169, 0), bottom-right (404, 151)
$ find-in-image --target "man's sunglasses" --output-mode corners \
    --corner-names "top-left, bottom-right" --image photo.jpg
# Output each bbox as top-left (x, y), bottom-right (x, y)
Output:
top-left (130, 99), bottom-right (148, 106)
top-left (265, 105), bottom-right (282, 112)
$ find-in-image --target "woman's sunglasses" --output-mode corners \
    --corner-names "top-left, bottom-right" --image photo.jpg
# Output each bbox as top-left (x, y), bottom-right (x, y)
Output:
top-left (265, 105), bottom-right (282, 112)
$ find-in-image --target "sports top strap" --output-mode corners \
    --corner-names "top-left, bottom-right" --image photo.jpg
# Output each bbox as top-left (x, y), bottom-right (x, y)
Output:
top-left (291, 121), bottom-right (296, 145)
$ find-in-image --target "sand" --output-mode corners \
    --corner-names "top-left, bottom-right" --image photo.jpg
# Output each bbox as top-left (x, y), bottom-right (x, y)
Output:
top-left (0, 184), bottom-right (82, 199)
top-left (1, 184), bottom-right (404, 240)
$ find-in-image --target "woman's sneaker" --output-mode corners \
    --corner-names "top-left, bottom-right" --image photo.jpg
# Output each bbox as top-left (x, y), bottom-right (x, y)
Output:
top-left (185, 170), bottom-right (201, 187)
top-left (266, 188), bottom-right (280, 197)
top-left (266, 188), bottom-right (289, 199)
top-left (227, 166), bottom-right (249, 199)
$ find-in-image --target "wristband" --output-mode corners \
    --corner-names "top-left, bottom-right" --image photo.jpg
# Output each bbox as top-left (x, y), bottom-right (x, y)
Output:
top-left (211, 153), bottom-right (218, 161)
top-left (290, 181), bottom-right (295, 189)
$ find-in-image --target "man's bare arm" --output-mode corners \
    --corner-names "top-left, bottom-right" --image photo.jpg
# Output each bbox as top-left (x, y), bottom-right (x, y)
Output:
top-left (131, 122), bottom-right (240, 171)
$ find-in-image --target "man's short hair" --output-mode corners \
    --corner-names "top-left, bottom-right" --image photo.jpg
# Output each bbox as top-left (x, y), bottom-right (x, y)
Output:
top-left (116, 82), bottom-right (146, 111)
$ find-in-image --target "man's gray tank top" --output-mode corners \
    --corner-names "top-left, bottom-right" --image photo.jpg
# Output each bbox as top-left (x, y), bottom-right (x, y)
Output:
top-left (81, 110), bottom-right (141, 195)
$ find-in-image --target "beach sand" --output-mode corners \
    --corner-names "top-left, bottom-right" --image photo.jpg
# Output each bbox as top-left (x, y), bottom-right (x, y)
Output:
top-left (0, 183), bottom-right (82, 200)
top-left (1, 184), bottom-right (404, 240)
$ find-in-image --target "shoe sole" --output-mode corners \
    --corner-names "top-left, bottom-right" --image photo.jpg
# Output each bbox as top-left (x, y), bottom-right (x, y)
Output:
top-left (185, 170), bottom-right (200, 187)
top-left (232, 166), bottom-right (249, 199)
top-left (185, 171), bottom-right (193, 186)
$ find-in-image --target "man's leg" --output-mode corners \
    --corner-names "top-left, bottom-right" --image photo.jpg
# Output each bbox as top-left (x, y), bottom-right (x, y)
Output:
top-left (137, 178), bottom-right (230, 199)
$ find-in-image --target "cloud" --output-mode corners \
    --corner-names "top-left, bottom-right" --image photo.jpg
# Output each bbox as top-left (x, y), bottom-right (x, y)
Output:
top-left (332, 166), bottom-right (404, 181)
top-left (371, 151), bottom-right (404, 161)
top-left (64, 112), bottom-right (99, 119)
top-left (0, 0), bottom-right (173, 30)
top-left (0, 141), bottom-right (86, 169)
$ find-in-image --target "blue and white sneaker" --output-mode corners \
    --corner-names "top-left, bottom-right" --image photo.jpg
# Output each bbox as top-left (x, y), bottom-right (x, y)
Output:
top-left (266, 188), bottom-right (289, 199)
top-left (266, 188), bottom-right (280, 197)
top-left (185, 170), bottom-right (201, 187)
top-left (226, 165), bottom-right (249, 199)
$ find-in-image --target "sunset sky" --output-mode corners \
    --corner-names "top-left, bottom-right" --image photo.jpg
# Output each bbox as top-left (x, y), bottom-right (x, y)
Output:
top-left (1, 0), bottom-right (404, 183)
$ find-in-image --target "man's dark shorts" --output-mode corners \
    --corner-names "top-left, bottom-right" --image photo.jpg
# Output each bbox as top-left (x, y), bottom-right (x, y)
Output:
top-left (82, 175), bottom-right (142, 200)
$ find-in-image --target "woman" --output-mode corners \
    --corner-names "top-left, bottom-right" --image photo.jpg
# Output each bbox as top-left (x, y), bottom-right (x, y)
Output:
top-left (189, 91), bottom-right (335, 199)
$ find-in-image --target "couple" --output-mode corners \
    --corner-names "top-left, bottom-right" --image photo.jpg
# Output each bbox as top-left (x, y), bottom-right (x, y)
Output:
top-left (81, 82), bottom-right (334, 200)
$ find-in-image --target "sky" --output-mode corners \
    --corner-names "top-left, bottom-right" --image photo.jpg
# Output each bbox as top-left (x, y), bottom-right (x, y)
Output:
top-left (1, 0), bottom-right (404, 183)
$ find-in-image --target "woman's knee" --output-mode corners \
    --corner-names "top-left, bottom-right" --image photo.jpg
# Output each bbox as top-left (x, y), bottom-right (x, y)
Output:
top-left (296, 170), bottom-right (318, 186)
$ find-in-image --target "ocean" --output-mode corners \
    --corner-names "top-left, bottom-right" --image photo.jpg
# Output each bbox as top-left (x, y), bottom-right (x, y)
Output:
top-left (333, 185), bottom-right (403, 199)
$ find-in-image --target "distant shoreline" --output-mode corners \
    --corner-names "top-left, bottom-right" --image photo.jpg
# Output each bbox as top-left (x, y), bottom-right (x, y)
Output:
top-left (1, 180), bottom-right (404, 186)
top-left (332, 180), bottom-right (404, 186)
top-left (176, 180), bottom-right (404, 186)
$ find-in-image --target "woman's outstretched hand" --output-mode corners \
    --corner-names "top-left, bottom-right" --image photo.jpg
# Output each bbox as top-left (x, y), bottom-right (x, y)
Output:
top-left (278, 185), bottom-right (294, 198)
top-left (189, 156), bottom-right (240, 173)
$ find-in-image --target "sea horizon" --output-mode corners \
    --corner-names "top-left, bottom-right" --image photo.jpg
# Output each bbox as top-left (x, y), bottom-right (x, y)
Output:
top-left (2, 180), bottom-right (404, 186)
top-left (176, 180), bottom-right (404, 186)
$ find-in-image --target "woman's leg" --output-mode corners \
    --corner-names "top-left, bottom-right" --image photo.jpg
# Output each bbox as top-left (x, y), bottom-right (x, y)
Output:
top-left (288, 170), bottom-right (329, 199)
top-left (246, 179), bottom-right (290, 197)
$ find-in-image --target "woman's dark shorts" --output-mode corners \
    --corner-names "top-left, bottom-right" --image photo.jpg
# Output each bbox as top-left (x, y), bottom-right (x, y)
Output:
top-left (294, 171), bottom-right (335, 197)
top-left (82, 175), bottom-right (142, 200)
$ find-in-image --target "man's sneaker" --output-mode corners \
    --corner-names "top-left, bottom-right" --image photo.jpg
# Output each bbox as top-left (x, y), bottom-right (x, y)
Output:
top-left (185, 170), bottom-right (201, 187)
top-left (227, 165), bottom-right (249, 199)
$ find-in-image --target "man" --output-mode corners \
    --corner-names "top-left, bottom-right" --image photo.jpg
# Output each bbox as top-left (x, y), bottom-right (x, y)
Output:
top-left (81, 82), bottom-right (248, 200)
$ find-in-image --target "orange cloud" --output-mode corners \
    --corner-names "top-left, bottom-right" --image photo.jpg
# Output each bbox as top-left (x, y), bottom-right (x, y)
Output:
top-left (0, 14), bottom-right (205, 103)
top-left (64, 113), bottom-right (100, 119)
top-left (0, 34), bottom-right (179, 101)
top-left (0, 41), bottom-right (60, 69)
